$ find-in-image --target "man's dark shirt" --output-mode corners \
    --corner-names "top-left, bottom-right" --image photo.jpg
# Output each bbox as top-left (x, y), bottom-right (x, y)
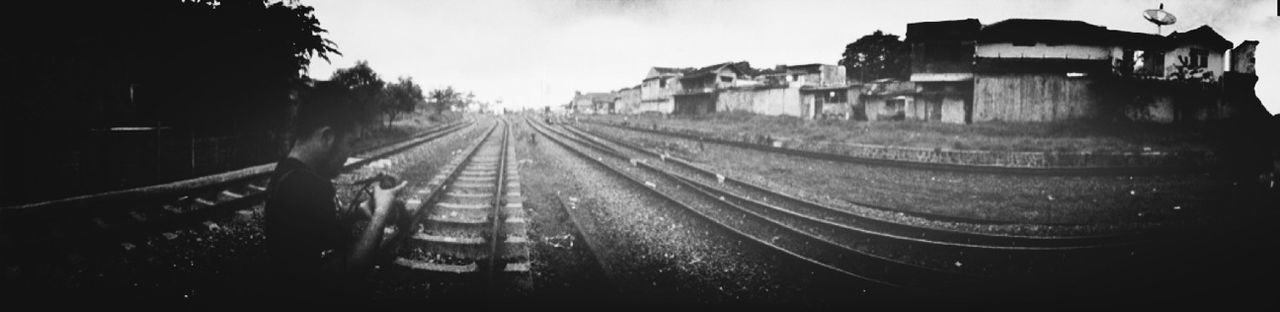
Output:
top-left (264, 157), bottom-right (350, 295)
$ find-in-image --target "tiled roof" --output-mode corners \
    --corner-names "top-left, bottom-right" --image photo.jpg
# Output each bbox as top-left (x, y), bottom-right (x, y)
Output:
top-left (979, 19), bottom-right (1113, 46)
top-left (682, 62), bottom-right (755, 79)
top-left (906, 19), bottom-right (981, 42)
top-left (1167, 25), bottom-right (1233, 50)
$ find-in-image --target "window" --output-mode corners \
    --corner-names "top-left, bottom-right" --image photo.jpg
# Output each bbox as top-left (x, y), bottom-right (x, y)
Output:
top-left (1189, 48), bottom-right (1208, 68)
top-left (822, 91), bottom-right (846, 103)
top-left (887, 98), bottom-right (906, 110)
top-left (659, 78), bottom-right (667, 88)
top-left (720, 76), bottom-right (733, 83)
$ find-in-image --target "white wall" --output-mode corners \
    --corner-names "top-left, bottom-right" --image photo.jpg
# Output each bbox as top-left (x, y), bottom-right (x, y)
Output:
top-left (941, 96), bottom-right (966, 124)
top-left (976, 43), bottom-right (1113, 60)
top-left (1163, 44), bottom-right (1226, 80)
top-left (635, 99), bottom-right (673, 114)
top-left (717, 86), bottom-right (802, 116)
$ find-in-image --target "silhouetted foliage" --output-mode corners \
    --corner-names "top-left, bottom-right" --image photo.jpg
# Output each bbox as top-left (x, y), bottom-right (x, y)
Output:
top-left (1, 0), bottom-right (339, 204)
top-left (839, 30), bottom-right (910, 82)
top-left (331, 60), bottom-right (387, 130)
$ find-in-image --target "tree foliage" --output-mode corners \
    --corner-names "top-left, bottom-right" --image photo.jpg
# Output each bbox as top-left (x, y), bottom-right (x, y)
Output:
top-left (384, 77), bottom-right (425, 127)
top-left (839, 30), bottom-right (910, 82)
top-left (331, 60), bottom-right (386, 127)
top-left (2, 0), bottom-right (340, 203)
top-left (428, 87), bottom-right (462, 114)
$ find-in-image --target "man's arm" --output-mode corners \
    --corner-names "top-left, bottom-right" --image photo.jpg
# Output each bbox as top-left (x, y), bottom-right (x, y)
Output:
top-left (343, 180), bottom-right (407, 273)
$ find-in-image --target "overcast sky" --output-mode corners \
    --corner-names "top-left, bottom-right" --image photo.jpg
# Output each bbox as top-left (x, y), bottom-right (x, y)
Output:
top-left (302, 0), bottom-right (1279, 114)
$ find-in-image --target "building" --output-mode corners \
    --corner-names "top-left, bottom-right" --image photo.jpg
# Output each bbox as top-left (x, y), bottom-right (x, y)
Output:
top-left (970, 19), bottom-right (1117, 122)
top-left (672, 62), bottom-right (753, 115)
top-left (791, 64), bottom-right (855, 119)
top-left (1230, 40), bottom-right (1258, 75)
top-left (905, 19), bottom-right (980, 123)
top-left (570, 91), bottom-right (618, 114)
top-left (861, 79), bottom-right (917, 121)
top-left (638, 67), bottom-right (693, 113)
top-left (904, 18), bottom-right (1246, 123)
top-left (615, 85), bottom-right (642, 114)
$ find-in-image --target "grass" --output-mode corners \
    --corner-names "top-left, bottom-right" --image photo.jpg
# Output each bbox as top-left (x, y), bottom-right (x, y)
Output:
top-left (352, 110), bottom-right (464, 152)
top-left (603, 111), bottom-right (1216, 153)
top-left (588, 124), bottom-right (1234, 225)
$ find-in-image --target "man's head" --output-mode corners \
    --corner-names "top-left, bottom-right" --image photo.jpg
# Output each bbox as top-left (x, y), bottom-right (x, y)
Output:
top-left (289, 81), bottom-right (361, 179)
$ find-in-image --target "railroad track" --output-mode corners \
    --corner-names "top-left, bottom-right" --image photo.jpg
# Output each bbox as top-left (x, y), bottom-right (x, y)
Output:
top-left (526, 117), bottom-right (1176, 299)
top-left (582, 120), bottom-right (1208, 176)
top-left (0, 118), bottom-right (474, 254)
top-left (559, 123), bottom-right (1148, 247)
top-left (391, 118), bottom-right (530, 289)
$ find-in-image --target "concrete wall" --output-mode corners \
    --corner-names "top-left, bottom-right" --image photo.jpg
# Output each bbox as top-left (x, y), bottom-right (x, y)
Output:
top-left (1122, 88), bottom-right (1233, 123)
top-left (641, 76), bottom-right (682, 103)
top-left (976, 43), bottom-right (1113, 60)
top-left (1163, 44), bottom-right (1226, 80)
top-left (1231, 41), bottom-right (1258, 74)
top-left (635, 99), bottom-right (673, 114)
top-left (941, 96), bottom-right (967, 123)
top-left (864, 96), bottom-right (910, 121)
top-left (716, 86), bottom-right (803, 117)
top-left (616, 88), bottom-right (642, 114)
top-left (1126, 94), bottom-right (1176, 123)
top-left (673, 93), bottom-right (716, 115)
top-left (973, 74), bottom-right (1098, 122)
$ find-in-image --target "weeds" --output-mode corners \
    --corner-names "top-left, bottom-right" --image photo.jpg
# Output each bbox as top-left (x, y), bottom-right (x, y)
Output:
top-left (595, 112), bottom-right (1213, 153)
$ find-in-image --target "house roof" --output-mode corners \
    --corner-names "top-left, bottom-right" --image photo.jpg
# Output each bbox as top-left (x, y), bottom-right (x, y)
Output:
top-left (786, 64), bottom-right (833, 74)
top-left (652, 67), bottom-right (695, 75)
top-left (573, 92), bottom-right (616, 102)
top-left (906, 19), bottom-right (981, 42)
top-left (1167, 25), bottom-right (1233, 51)
top-left (1105, 30), bottom-right (1168, 49)
top-left (978, 19), bottom-right (1116, 46)
top-left (680, 62), bottom-right (754, 80)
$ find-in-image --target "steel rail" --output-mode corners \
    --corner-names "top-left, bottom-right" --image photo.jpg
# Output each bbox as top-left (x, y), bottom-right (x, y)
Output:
top-left (583, 120), bottom-right (1208, 177)
top-left (1, 118), bottom-right (476, 247)
top-left (385, 121), bottom-right (500, 265)
top-left (540, 121), bottom-right (1013, 273)
top-left (561, 123), bottom-right (1150, 250)
top-left (2, 119), bottom-right (473, 216)
top-left (525, 118), bottom-right (964, 297)
top-left (536, 119), bottom-right (1174, 297)
top-left (486, 119), bottom-right (511, 288)
top-left (390, 118), bottom-right (529, 285)
top-left (551, 120), bottom-right (1193, 297)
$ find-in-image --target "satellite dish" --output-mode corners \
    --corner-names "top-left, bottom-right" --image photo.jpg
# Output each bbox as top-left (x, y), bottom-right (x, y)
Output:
top-left (1143, 3), bottom-right (1177, 35)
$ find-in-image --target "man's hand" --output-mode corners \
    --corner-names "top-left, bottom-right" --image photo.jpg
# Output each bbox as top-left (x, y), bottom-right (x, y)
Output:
top-left (372, 180), bottom-right (408, 219)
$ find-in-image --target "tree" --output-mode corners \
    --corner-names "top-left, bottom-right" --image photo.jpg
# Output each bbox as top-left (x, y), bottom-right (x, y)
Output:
top-left (383, 77), bottom-right (425, 127)
top-left (3, 0), bottom-right (341, 203)
top-left (428, 86), bottom-right (461, 115)
top-left (839, 30), bottom-right (910, 82)
top-left (331, 60), bottom-right (386, 130)
top-left (459, 92), bottom-right (477, 112)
